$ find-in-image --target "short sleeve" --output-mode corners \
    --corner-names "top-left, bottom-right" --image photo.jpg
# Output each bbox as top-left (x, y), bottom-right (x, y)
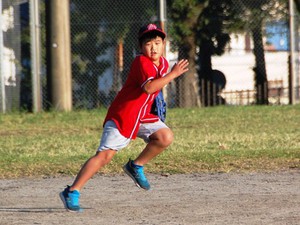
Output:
top-left (137, 56), bottom-right (157, 88)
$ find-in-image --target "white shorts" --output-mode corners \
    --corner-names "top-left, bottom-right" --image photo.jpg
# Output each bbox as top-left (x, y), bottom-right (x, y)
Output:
top-left (97, 120), bottom-right (168, 151)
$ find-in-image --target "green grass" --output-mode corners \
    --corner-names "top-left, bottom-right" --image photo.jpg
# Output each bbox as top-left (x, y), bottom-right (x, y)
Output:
top-left (0, 105), bottom-right (299, 179)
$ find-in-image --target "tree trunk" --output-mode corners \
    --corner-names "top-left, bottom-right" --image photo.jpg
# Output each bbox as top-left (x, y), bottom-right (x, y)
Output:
top-left (175, 36), bottom-right (200, 108)
top-left (251, 22), bottom-right (268, 105)
top-left (198, 40), bottom-right (214, 107)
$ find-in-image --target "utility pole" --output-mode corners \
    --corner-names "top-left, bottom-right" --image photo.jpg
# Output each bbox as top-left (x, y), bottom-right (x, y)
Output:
top-left (46, 0), bottom-right (72, 111)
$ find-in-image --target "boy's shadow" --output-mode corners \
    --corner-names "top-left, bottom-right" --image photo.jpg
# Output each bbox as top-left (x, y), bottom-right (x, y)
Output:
top-left (0, 207), bottom-right (64, 213)
top-left (0, 207), bottom-right (91, 213)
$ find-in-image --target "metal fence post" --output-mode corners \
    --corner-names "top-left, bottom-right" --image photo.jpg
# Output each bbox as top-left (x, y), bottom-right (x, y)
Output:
top-left (0, 0), bottom-right (5, 113)
top-left (289, 0), bottom-right (297, 104)
top-left (158, 0), bottom-right (169, 104)
top-left (30, 0), bottom-right (42, 112)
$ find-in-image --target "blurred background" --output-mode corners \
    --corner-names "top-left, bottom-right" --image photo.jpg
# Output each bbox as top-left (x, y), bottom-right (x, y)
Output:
top-left (0, 0), bottom-right (299, 113)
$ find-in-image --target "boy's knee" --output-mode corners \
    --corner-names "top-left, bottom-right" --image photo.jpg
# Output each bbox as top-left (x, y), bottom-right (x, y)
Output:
top-left (163, 130), bottom-right (174, 146)
top-left (152, 129), bottom-right (173, 148)
top-left (95, 150), bottom-right (115, 165)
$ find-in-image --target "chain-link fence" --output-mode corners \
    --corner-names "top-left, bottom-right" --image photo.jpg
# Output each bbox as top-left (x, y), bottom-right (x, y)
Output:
top-left (69, 0), bottom-right (299, 108)
top-left (0, 0), bottom-right (299, 112)
top-left (70, 0), bottom-right (160, 109)
top-left (214, 0), bottom-right (299, 106)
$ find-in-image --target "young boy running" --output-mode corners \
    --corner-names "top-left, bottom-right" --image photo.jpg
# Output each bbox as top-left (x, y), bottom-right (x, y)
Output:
top-left (60, 23), bottom-right (189, 212)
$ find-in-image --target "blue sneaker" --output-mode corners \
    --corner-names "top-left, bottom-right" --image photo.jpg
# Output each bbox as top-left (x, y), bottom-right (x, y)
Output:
top-left (59, 186), bottom-right (83, 212)
top-left (123, 159), bottom-right (150, 190)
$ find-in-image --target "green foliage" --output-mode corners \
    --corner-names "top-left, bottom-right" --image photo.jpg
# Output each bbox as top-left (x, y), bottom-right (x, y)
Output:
top-left (196, 0), bottom-right (236, 56)
top-left (0, 106), bottom-right (299, 178)
top-left (167, 0), bottom-right (205, 50)
top-left (167, 0), bottom-right (237, 55)
top-left (233, 0), bottom-right (288, 31)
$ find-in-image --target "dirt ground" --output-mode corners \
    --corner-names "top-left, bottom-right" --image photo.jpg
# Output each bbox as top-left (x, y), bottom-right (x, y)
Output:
top-left (0, 169), bottom-right (299, 225)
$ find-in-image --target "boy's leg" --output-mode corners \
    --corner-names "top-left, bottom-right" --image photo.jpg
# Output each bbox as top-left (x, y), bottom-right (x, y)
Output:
top-left (69, 119), bottom-right (129, 191)
top-left (60, 149), bottom-right (116, 212)
top-left (70, 149), bottom-right (116, 191)
top-left (134, 127), bottom-right (173, 166)
top-left (60, 120), bottom-right (130, 212)
top-left (123, 127), bottom-right (173, 190)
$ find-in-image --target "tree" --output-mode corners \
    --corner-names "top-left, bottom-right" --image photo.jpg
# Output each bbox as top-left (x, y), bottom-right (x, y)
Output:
top-left (234, 0), bottom-right (288, 104)
top-left (168, 0), bottom-right (288, 106)
top-left (167, 0), bottom-right (240, 107)
top-left (196, 0), bottom-right (238, 106)
top-left (166, 0), bottom-right (204, 107)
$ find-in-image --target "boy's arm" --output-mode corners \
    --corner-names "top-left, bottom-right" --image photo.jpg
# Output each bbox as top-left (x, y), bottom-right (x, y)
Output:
top-left (143, 59), bottom-right (189, 94)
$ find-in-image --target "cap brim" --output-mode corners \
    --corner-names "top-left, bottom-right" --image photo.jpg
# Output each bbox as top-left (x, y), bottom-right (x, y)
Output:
top-left (139, 29), bottom-right (166, 40)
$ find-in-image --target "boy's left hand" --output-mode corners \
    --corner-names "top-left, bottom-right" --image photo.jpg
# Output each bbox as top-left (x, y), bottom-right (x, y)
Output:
top-left (171, 59), bottom-right (189, 78)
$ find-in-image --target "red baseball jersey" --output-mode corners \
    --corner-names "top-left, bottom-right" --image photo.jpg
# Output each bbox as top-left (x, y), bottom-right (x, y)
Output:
top-left (104, 55), bottom-right (169, 139)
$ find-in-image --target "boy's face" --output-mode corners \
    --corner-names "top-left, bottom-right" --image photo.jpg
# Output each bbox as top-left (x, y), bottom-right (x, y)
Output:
top-left (141, 36), bottom-right (165, 65)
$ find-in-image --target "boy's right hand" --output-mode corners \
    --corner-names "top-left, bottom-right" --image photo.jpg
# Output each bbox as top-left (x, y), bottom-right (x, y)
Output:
top-left (171, 59), bottom-right (189, 78)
